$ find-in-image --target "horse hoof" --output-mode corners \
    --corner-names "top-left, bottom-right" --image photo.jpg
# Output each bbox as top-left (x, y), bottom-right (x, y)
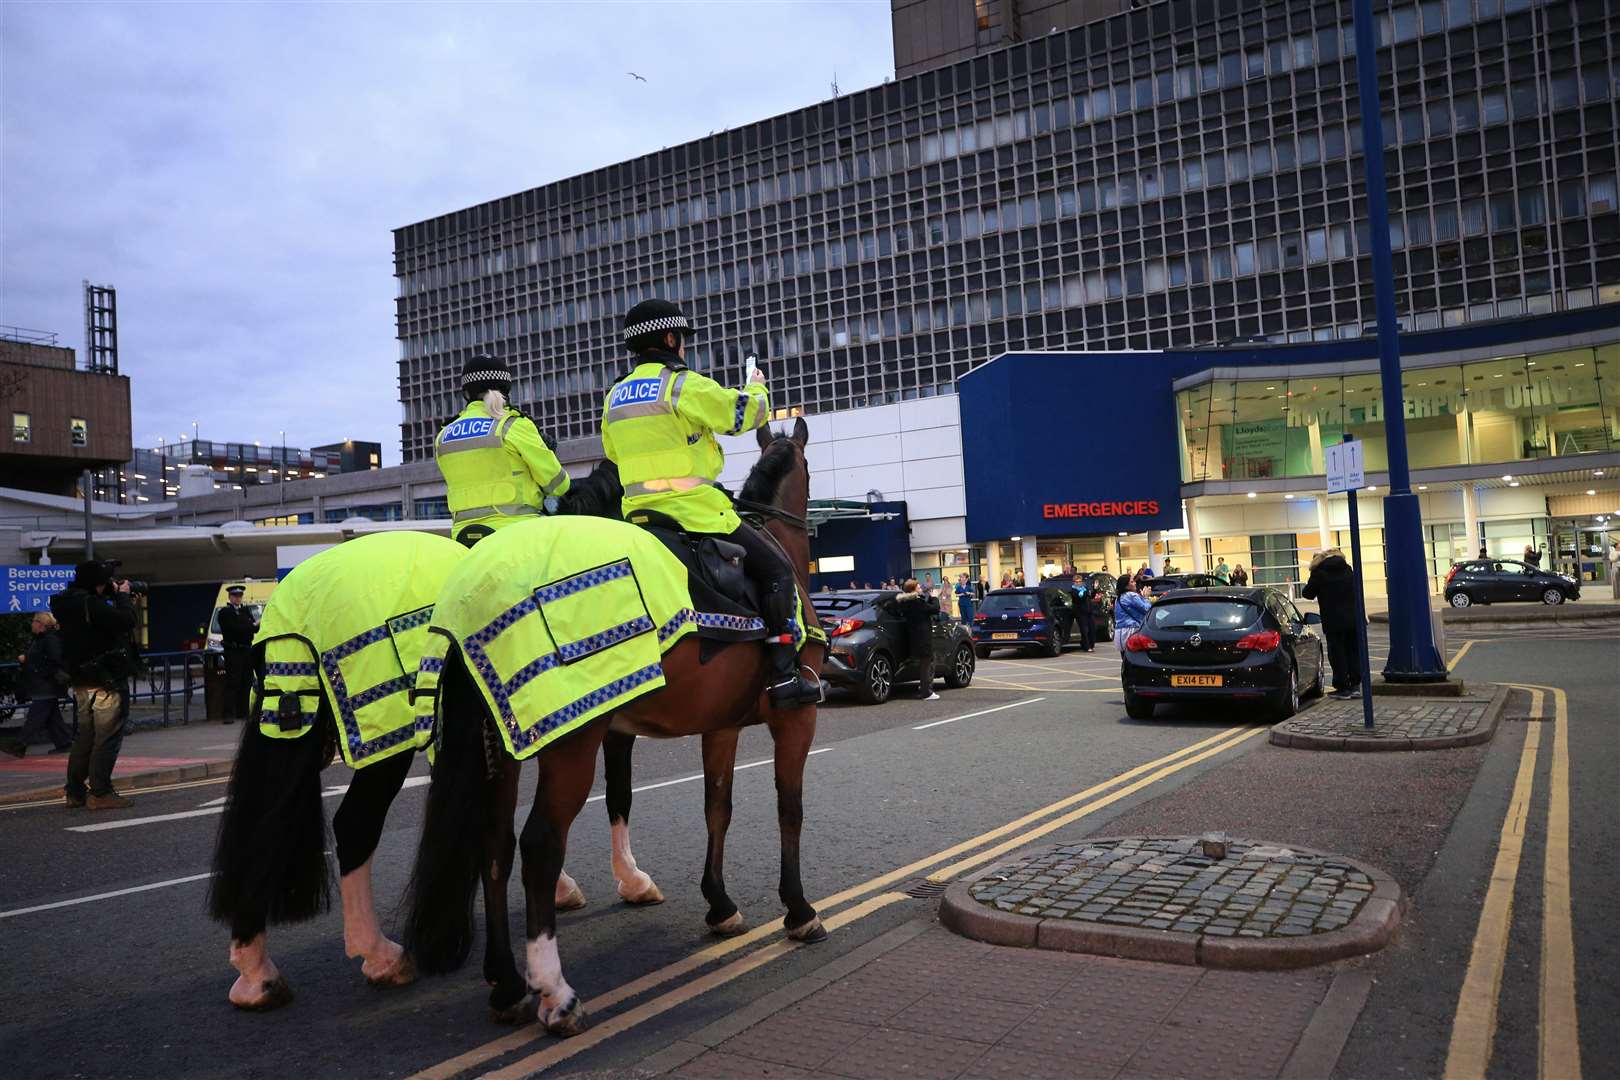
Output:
top-left (786, 914), bottom-right (827, 943)
top-left (489, 991), bottom-right (534, 1025)
top-left (619, 877), bottom-right (665, 906)
top-left (230, 975), bottom-right (293, 1011)
top-left (707, 910), bottom-right (747, 937)
top-left (541, 996), bottom-right (588, 1037)
top-left (365, 953), bottom-right (416, 988)
top-left (555, 880), bottom-right (587, 912)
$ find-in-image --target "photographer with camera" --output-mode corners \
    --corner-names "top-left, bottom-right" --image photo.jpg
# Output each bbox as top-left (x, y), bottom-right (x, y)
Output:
top-left (50, 560), bottom-right (138, 810)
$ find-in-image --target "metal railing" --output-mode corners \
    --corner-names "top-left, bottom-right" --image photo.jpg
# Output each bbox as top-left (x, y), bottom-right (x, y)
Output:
top-left (0, 649), bottom-right (211, 731)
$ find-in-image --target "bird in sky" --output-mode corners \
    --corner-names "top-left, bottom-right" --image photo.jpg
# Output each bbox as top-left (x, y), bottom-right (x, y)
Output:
top-left (627, 71), bottom-right (647, 82)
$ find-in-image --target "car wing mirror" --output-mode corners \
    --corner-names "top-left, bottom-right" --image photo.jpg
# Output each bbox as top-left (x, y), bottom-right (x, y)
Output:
top-left (1303, 612), bottom-right (1323, 625)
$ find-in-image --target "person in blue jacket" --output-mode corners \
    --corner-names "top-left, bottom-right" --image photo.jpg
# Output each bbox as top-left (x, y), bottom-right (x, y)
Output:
top-left (1113, 576), bottom-right (1153, 653)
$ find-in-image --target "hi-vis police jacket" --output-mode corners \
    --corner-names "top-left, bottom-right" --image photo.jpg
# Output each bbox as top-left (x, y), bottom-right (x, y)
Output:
top-left (256, 531), bottom-right (465, 769)
top-left (600, 352), bottom-right (768, 534)
top-left (434, 401), bottom-right (571, 537)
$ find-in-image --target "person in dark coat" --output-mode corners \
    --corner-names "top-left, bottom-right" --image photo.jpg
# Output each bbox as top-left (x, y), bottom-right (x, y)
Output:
top-left (1301, 548), bottom-right (1362, 698)
top-left (51, 561), bottom-right (138, 809)
top-left (2, 611), bottom-right (73, 756)
top-left (216, 585), bottom-right (259, 723)
top-left (893, 579), bottom-right (940, 701)
top-left (1068, 577), bottom-right (1095, 651)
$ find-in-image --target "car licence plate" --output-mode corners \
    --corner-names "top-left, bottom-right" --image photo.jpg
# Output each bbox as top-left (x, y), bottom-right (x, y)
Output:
top-left (992, 632), bottom-right (1020, 640)
top-left (1170, 674), bottom-right (1223, 687)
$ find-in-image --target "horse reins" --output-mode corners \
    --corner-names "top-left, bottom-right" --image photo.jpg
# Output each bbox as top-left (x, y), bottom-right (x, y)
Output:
top-left (734, 497), bottom-right (808, 532)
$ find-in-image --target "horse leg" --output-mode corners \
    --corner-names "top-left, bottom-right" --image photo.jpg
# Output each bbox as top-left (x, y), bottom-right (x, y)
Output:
top-left (333, 748), bottom-right (416, 985)
top-left (699, 727), bottom-right (745, 935)
top-left (519, 719), bottom-right (607, 1036)
top-left (768, 708), bottom-right (825, 942)
top-left (228, 916), bottom-right (292, 1010)
top-left (481, 756), bottom-right (529, 1021)
top-left (604, 730), bottom-right (663, 905)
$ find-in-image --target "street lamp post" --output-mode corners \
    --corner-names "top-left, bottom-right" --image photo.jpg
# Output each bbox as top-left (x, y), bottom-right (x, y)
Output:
top-left (1350, 0), bottom-right (1447, 681)
top-left (279, 429), bottom-right (286, 509)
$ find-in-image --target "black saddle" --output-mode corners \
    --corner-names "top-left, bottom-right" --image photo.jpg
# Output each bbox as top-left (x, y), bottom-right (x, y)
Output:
top-left (625, 508), bottom-right (766, 645)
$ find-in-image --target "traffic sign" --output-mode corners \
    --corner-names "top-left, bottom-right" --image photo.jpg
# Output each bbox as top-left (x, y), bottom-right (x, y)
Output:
top-left (2, 565), bottom-right (77, 613)
top-left (1325, 439), bottom-right (1365, 494)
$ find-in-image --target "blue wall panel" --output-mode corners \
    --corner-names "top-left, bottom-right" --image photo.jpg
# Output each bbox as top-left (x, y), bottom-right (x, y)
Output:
top-left (809, 500), bottom-right (911, 590)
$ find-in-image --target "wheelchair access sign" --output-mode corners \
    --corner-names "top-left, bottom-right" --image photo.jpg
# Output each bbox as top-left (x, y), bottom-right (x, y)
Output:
top-left (2, 565), bottom-right (77, 613)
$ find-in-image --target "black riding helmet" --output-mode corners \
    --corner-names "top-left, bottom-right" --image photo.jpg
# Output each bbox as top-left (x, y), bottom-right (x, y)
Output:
top-left (623, 299), bottom-right (695, 355)
top-left (460, 354), bottom-right (513, 401)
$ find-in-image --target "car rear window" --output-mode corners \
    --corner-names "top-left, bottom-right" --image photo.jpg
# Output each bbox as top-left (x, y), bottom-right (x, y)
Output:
top-left (811, 597), bottom-right (868, 614)
top-left (981, 593), bottom-right (1040, 614)
top-left (1145, 600), bottom-right (1261, 630)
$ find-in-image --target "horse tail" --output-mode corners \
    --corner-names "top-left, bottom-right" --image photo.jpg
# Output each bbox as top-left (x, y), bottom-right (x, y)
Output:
top-left (403, 649), bottom-right (492, 974)
top-left (207, 711), bottom-right (332, 928)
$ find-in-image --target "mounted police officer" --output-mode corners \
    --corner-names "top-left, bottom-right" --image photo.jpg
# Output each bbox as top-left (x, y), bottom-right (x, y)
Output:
top-left (601, 299), bottom-right (820, 708)
top-left (435, 354), bottom-right (571, 547)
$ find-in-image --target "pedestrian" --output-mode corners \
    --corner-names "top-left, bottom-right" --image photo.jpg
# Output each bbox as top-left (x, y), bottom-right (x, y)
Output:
top-left (1113, 577), bottom-right (1153, 653)
top-left (1012, 568), bottom-right (1026, 587)
top-left (1230, 563), bottom-right (1248, 586)
top-left (1069, 577), bottom-right (1095, 652)
top-left (1477, 543), bottom-right (1488, 559)
top-left (1523, 543), bottom-right (1543, 569)
top-left (1301, 548), bottom-right (1362, 699)
top-left (51, 561), bottom-right (138, 809)
top-left (216, 585), bottom-right (259, 723)
top-left (1213, 557), bottom-right (1229, 583)
top-left (954, 573), bottom-right (976, 623)
top-left (1609, 539), bottom-right (1620, 600)
top-left (893, 579), bottom-right (940, 700)
top-left (999, 572), bottom-right (1011, 589)
top-left (435, 353), bottom-right (571, 548)
top-left (1, 611), bottom-right (73, 757)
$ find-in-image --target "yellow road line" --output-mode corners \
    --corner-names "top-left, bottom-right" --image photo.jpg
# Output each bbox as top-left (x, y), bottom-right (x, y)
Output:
top-left (0, 773), bottom-right (230, 812)
top-left (478, 892), bottom-right (911, 1080)
top-left (1448, 640), bottom-right (1476, 672)
top-left (406, 724), bottom-right (1251, 1079)
top-left (1444, 689), bottom-right (1544, 1080)
top-left (1520, 685), bottom-right (1580, 1080)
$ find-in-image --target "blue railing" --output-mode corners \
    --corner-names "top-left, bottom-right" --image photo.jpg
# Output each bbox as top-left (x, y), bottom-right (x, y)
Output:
top-left (0, 649), bottom-right (211, 731)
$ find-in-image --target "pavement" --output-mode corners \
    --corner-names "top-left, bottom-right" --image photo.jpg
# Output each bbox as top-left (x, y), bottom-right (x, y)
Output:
top-left (1269, 687), bottom-right (1506, 750)
top-left (0, 713), bottom-right (241, 804)
top-left (0, 624), bottom-right (1612, 1080)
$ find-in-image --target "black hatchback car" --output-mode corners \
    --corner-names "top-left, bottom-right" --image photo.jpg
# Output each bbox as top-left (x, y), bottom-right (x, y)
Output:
top-left (1144, 572), bottom-right (1226, 597)
top-left (1444, 559), bottom-right (1580, 607)
top-left (1120, 587), bottom-right (1326, 720)
top-left (812, 590), bottom-right (976, 705)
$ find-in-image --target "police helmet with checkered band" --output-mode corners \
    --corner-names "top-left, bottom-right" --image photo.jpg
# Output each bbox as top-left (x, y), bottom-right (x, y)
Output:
top-left (459, 354), bottom-right (513, 400)
top-left (623, 299), bottom-right (695, 355)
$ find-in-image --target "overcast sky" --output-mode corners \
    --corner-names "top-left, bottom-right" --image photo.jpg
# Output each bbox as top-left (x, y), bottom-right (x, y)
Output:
top-left (1, 1), bottom-right (893, 464)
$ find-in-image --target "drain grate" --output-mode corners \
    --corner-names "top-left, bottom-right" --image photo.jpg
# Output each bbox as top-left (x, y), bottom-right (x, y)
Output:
top-left (1504, 714), bottom-right (1551, 722)
top-left (904, 878), bottom-right (949, 899)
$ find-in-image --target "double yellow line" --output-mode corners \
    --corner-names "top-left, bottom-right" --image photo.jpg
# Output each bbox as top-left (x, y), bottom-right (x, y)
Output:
top-left (409, 722), bottom-right (1267, 1079)
top-left (1444, 684), bottom-right (1580, 1080)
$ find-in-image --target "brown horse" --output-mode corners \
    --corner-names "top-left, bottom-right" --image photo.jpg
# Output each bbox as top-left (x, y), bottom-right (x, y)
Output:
top-left (404, 418), bottom-right (824, 1036)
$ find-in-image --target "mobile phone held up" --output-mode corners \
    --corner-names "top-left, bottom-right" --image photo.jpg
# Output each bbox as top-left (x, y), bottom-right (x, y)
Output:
top-left (744, 354), bottom-right (759, 383)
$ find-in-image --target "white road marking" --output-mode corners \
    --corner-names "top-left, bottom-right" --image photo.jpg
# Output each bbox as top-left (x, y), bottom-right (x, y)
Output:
top-left (197, 796), bottom-right (228, 808)
top-left (0, 872), bottom-right (213, 920)
top-left (66, 775), bottom-right (433, 834)
top-left (584, 747), bottom-right (833, 803)
top-left (913, 697), bottom-right (1046, 731)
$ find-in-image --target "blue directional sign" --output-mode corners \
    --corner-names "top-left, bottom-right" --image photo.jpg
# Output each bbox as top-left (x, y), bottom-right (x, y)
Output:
top-left (3, 565), bottom-right (77, 613)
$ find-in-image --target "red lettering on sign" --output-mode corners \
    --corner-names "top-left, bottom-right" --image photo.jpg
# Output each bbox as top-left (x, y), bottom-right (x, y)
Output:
top-left (1039, 500), bottom-right (1161, 519)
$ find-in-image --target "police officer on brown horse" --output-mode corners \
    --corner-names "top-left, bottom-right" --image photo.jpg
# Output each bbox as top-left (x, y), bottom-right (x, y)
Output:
top-left (601, 299), bottom-right (820, 707)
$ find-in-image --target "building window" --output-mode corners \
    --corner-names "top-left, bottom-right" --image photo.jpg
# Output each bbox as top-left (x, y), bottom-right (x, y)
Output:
top-left (12, 412), bottom-right (30, 443)
top-left (70, 418), bottom-right (88, 446)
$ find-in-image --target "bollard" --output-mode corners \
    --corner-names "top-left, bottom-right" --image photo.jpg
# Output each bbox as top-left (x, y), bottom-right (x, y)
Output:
top-left (1200, 832), bottom-right (1229, 860)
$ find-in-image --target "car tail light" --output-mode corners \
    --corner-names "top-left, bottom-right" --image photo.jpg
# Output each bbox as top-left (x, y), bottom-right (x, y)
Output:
top-left (1445, 565), bottom-right (1458, 584)
top-left (972, 613), bottom-right (988, 622)
top-left (1125, 633), bottom-right (1156, 652)
top-left (1021, 611), bottom-right (1045, 620)
top-left (1235, 630), bottom-right (1281, 652)
top-left (829, 618), bottom-right (865, 638)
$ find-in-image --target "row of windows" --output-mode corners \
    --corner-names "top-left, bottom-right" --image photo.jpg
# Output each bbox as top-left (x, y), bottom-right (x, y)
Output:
top-left (11, 413), bottom-right (87, 446)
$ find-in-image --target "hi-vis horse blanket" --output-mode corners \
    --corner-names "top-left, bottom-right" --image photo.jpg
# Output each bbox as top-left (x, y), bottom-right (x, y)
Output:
top-left (418, 515), bottom-right (814, 761)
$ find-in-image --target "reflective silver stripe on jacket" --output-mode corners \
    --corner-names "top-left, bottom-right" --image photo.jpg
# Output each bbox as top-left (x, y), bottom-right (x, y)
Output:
top-left (541, 470), bottom-right (570, 496)
top-left (622, 477), bottom-right (717, 499)
top-left (452, 504), bottom-right (542, 523)
top-left (435, 412), bottom-right (517, 457)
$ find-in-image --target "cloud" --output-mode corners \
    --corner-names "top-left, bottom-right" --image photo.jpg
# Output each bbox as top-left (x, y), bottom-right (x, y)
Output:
top-left (1, 1), bottom-right (893, 463)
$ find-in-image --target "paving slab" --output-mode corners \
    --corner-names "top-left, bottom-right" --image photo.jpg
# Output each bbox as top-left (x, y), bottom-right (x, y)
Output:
top-left (1270, 683), bottom-right (1508, 750)
top-left (0, 715), bottom-right (240, 804)
top-left (939, 838), bottom-right (1402, 970)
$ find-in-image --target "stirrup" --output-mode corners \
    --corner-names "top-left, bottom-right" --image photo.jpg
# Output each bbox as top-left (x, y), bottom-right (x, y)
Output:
top-left (768, 674), bottom-right (823, 707)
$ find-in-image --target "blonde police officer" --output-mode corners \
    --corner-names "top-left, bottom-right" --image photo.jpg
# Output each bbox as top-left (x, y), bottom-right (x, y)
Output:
top-left (602, 299), bottom-right (820, 707)
top-left (435, 355), bottom-right (570, 546)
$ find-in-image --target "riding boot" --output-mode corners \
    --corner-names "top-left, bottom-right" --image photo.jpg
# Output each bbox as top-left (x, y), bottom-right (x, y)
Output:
top-left (761, 582), bottom-right (820, 707)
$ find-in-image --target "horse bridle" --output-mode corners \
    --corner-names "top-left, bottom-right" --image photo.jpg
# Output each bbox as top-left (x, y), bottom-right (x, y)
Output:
top-left (735, 497), bottom-right (808, 532)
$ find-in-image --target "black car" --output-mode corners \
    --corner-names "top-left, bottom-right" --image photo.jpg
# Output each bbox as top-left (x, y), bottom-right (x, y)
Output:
top-left (1444, 559), bottom-right (1580, 607)
top-left (1047, 573), bottom-right (1117, 642)
top-left (813, 590), bottom-right (975, 705)
top-left (1144, 572), bottom-right (1225, 597)
top-left (972, 584), bottom-right (1082, 657)
top-left (1120, 587), bottom-right (1326, 720)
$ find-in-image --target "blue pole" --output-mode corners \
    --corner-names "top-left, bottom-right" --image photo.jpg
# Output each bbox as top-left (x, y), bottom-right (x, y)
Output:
top-left (1350, 0), bottom-right (1447, 681)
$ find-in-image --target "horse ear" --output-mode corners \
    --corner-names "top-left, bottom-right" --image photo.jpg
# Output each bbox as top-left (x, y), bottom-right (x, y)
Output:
top-left (756, 424), bottom-right (774, 451)
top-left (791, 416), bottom-right (810, 447)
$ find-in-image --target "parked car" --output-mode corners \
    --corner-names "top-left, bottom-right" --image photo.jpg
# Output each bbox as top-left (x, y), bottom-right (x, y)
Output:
top-left (1046, 573), bottom-right (1116, 643)
top-left (1444, 559), bottom-right (1580, 607)
top-left (1120, 586), bottom-right (1326, 720)
top-left (813, 590), bottom-right (975, 705)
top-left (1144, 572), bottom-right (1226, 597)
top-left (971, 585), bottom-right (1080, 657)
